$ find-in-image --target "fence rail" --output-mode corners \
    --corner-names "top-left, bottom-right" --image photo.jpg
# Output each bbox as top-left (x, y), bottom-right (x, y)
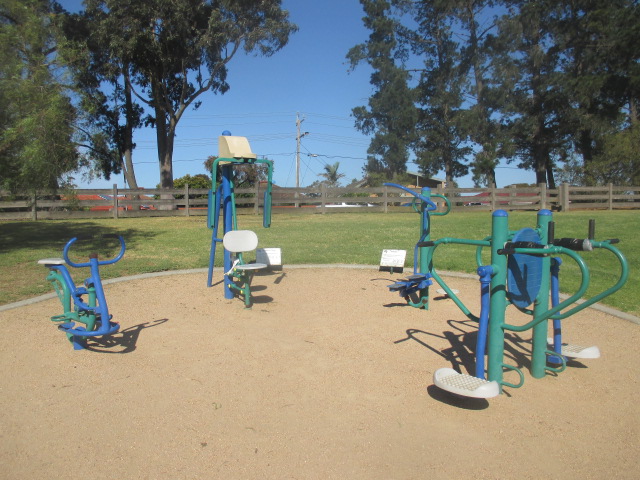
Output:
top-left (1, 183), bottom-right (638, 220)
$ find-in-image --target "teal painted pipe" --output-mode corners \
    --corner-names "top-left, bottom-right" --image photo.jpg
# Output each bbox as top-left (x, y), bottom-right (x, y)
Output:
top-left (550, 241), bottom-right (628, 319)
top-left (487, 210), bottom-right (509, 391)
top-left (504, 247), bottom-right (590, 332)
top-left (531, 209), bottom-right (553, 379)
top-left (426, 237), bottom-right (491, 322)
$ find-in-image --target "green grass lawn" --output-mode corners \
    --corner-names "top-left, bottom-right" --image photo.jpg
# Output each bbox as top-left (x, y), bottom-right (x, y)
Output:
top-left (1, 210), bottom-right (638, 316)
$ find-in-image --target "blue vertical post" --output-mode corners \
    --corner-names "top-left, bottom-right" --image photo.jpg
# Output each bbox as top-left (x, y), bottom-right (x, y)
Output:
top-left (207, 185), bottom-right (222, 287)
top-left (221, 164), bottom-right (234, 299)
top-left (418, 187), bottom-right (432, 308)
top-left (475, 265), bottom-right (493, 379)
top-left (548, 257), bottom-right (564, 364)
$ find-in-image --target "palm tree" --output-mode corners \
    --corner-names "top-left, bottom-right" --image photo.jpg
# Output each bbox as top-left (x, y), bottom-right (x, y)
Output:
top-left (319, 162), bottom-right (345, 187)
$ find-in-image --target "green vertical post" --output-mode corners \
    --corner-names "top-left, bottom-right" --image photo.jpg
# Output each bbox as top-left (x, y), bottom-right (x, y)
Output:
top-left (46, 269), bottom-right (71, 315)
top-left (487, 210), bottom-right (509, 391)
top-left (85, 284), bottom-right (97, 331)
top-left (531, 209), bottom-right (553, 378)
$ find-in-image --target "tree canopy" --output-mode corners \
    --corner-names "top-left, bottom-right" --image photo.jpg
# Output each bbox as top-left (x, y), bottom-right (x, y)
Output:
top-left (350, 0), bottom-right (640, 187)
top-left (0, 0), bottom-right (79, 192)
top-left (72, 0), bottom-right (298, 189)
top-left (347, 0), bottom-right (417, 178)
top-left (318, 161), bottom-right (346, 187)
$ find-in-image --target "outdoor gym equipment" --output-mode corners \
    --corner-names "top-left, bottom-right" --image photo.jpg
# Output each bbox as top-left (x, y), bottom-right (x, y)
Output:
top-left (384, 183), bottom-right (451, 309)
top-left (222, 230), bottom-right (268, 307)
top-left (38, 235), bottom-right (125, 350)
top-left (424, 209), bottom-right (628, 398)
top-left (207, 132), bottom-right (273, 306)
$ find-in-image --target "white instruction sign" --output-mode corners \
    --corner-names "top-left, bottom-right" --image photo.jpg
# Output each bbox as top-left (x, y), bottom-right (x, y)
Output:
top-left (380, 249), bottom-right (406, 268)
top-left (256, 247), bottom-right (282, 266)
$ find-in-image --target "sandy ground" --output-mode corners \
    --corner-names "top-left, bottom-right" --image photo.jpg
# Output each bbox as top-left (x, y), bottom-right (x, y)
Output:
top-left (1, 267), bottom-right (638, 480)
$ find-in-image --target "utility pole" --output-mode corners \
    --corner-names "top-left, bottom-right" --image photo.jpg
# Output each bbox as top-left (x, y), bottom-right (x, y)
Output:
top-left (295, 112), bottom-right (309, 207)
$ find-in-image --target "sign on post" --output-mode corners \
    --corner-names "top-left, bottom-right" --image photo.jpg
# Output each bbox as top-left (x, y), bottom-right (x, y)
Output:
top-left (256, 248), bottom-right (283, 271)
top-left (379, 249), bottom-right (406, 273)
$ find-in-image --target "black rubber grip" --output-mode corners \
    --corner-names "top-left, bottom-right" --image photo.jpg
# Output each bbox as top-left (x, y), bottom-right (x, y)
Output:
top-left (417, 241), bottom-right (435, 247)
top-left (588, 219), bottom-right (596, 240)
top-left (512, 241), bottom-right (544, 249)
top-left (552, 238), bottom-right (593, 251)
top-left (497, 241), bottom-right (545, 256)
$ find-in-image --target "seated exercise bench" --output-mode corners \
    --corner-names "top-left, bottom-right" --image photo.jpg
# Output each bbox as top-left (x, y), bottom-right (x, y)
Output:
top-left (223, 230), bottom-right (267, 307)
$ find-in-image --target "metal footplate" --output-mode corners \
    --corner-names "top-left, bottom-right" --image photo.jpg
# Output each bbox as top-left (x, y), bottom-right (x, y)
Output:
top-left (433, 368), bottom-right (500, 399)
top-left (547, 338), bottom-right (600, 359)
top-left (388, 274), bottom-right (431, 296)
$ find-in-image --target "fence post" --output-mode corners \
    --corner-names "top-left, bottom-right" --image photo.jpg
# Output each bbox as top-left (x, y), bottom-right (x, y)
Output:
top-left (539, 183), bottom-right (547, 210)
top-left (490, 183), bottom-right (496, 210)
top-left (560, 183), bottom-right (570, 211)
top-left (510, 184), bottom-right (517, 210)
top-left (321, 183), bottom-right (327, 214)
top-left (383, 185), bottom-right (388, 213)
top-left (185, 184), bottom-right (190, 216)
top-left (608, 183), bottom-right (613, 210)
top-left (112, 184), bottom-right (119, 219)
top-left (254, 182), bottom-right (260, 215)
top-left (31, 193), bottom-right (37, 221)
top-left (435, 183), bottom-right (444, 212)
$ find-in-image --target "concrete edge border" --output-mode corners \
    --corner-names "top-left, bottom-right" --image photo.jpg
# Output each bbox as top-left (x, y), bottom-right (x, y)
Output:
top-left (2, 265), bottom-right (638, 325)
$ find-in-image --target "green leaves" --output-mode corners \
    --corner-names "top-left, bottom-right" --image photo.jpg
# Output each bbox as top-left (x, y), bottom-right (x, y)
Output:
top-left (351, 0), bottom-right (640, 188)
top-left (349, 0), bottom-right (416, 177)
top-left (0, 0), bottom-right (79, 192)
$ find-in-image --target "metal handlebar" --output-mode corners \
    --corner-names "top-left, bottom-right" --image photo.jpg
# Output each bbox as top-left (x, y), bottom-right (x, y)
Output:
top-left (383, 183), bottom-right (437, 210)
top-left (429, 193), bottom-right (451, 216)
top-left (63, 235), bottom-right (126, 268)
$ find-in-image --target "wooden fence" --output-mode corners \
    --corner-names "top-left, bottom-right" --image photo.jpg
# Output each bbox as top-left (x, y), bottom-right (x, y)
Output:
top-left (1, 183), bottom-right (638, 221)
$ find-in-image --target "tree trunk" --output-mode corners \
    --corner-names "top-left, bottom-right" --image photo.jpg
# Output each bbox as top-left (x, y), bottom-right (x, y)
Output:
top-left (122, 74), bottom-right (138, 190)
top-left (486, 154), bottom-right (497, 187)
top-left (535, 160), bottom-right (547, 186)
top-left (533, 130), bottom-right (548, 186)
top-left (153, 84), bottom-right (176, 210)
top-left (155, 116), bottom-right (174, 189)
top-left (546, 160), bottom-right (556, 189)
top-left (122, 149), bottom-right (137, 189)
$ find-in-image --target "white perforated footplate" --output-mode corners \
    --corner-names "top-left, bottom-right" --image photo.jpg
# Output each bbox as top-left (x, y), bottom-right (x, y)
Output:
top-left (547, 338), bottom-right (600, 359)
top-left (433, 368), bottom-right (500, 399)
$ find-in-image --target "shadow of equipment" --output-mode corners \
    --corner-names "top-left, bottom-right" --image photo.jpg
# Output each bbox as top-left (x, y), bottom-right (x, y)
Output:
top-left (84, 318), bottom-right (169, 354)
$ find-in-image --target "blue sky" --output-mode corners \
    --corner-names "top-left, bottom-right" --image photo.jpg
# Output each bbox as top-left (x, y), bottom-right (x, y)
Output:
top-left (59, 0), bottom-right (529, 189)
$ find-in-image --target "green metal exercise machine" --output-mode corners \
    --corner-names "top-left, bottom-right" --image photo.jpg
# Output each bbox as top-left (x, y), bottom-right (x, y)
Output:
top-left (207, 132), bottom-right (274, 307)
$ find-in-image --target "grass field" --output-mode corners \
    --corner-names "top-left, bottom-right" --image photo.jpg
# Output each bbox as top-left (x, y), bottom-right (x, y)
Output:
top-left (1, 210), bottom-right (637, 315)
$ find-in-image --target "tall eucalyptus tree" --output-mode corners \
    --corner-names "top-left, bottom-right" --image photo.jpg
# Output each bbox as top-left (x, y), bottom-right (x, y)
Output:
top-left (77, 0), bottom-right (297, 189)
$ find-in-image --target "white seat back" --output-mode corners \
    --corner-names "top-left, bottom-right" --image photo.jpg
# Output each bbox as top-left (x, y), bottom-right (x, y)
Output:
top-left (218, 135), bottom-right (257, 159)
top-left (223, 230), bottom-right (259, 253)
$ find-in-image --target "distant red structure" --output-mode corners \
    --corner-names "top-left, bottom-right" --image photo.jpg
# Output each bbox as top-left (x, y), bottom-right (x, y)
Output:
top-left (71, 194), bottom-right (156, 211)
